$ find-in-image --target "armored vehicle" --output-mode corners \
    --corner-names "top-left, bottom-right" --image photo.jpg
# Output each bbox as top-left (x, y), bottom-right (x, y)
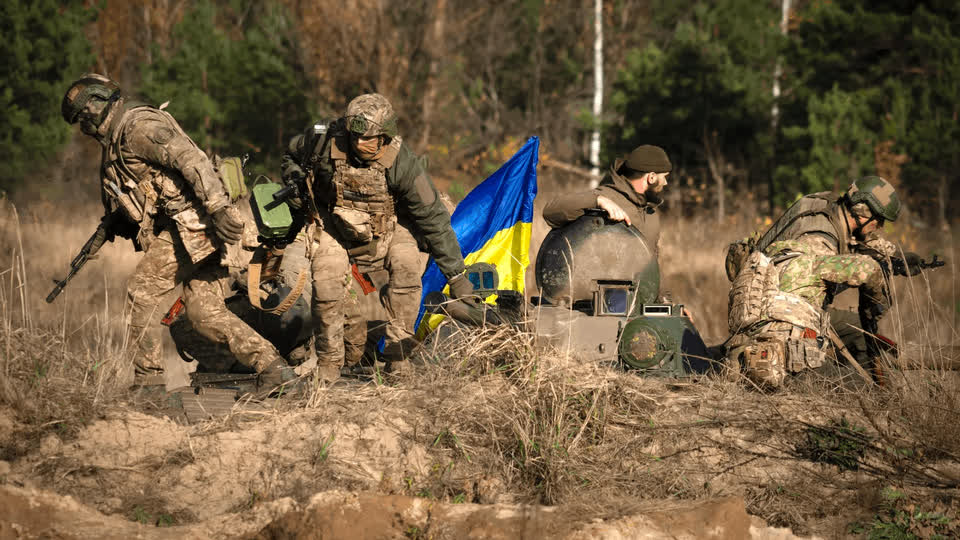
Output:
top-left (531, 212), bottom-right (712, 375)
top-left (425, 212), bottom-right (713, 376)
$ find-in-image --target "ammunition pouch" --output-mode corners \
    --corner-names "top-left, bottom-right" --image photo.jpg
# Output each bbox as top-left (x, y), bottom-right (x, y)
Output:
top-left (728, 250), bottom-right (779, 332)
top-left (171, 208), bottom-right (218, 264)
top-left (214, 155), bottom-right (249, 202)
top-left (332, 206), bottom-right (375, 243)
top-left (729, 248), bottom-right (829, 385)
top-left (737, 324), bottom-right (827, 387)
top-left (741, 337), bottom-right (786, 387)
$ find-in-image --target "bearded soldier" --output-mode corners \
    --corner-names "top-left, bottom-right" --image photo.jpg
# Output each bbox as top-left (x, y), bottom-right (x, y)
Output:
top-left (280, 93), bottom-right (472, 381)
top-left (726, 176), bottom-right (921, 387)
top-left (62, 74), bottom-right (294, 392)
top-left (543, 145), bottom-right (671, 253)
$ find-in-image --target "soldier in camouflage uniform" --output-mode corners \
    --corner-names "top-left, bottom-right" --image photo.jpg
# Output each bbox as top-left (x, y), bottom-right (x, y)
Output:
top-left (62, 74), bottom-right (294, 391)
top-left (280, 93), bottom-right (472, 381)
top-left (543, 145), bottom-right (671, 253)
top-left (726, 176), bottom-right (905, 387)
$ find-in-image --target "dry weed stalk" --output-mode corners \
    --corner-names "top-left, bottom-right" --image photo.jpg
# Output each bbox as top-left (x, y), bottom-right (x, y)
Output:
top-left (0, 201), bottom-right (130, 459)
top-left (409, 322), bottom-right (668, 504)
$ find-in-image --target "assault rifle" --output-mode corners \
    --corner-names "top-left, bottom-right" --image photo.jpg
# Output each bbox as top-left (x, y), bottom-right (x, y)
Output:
top-left (859, 246), bottom-right (946, 277)
top-left (46, 217), bottom-right (113, 303)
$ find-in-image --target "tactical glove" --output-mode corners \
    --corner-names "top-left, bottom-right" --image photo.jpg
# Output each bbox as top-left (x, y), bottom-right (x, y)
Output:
top-left (88, 215), bottom-right (116, 255)
top-left (281, 165), bottom-right (306, 209)
top-left (448, 273), bottom-right (475, 299)
top-left (211, 206), bottom-right (244, 245)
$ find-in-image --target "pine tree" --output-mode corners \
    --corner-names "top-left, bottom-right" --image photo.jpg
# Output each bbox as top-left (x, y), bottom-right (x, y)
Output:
top-left (138, 0), bottom-right (313, 176)
top-left (0, 0), bottom-right (95, 194)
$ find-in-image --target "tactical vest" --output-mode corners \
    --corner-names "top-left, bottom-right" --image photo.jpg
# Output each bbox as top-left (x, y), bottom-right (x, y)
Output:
top-left (758, 193), bottom-right (848, 256)
top-left (100, 101), bottom-right (157, 226)
top-left (325, 135), bottom-right (401, 244)
top-left (100, 101), bottom-right (218, 260)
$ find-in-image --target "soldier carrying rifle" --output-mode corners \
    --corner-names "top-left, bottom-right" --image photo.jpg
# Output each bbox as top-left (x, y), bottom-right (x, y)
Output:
top-left (725, 176), bottom-right (944, 388)
top-left (57, 74), bottom-right (295, 393)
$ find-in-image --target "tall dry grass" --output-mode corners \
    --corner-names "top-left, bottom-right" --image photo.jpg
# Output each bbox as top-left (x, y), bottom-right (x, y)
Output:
top-left (2, 188), bottom-right (959, 534)
top-left (0, 198), bottom-right (138, 460)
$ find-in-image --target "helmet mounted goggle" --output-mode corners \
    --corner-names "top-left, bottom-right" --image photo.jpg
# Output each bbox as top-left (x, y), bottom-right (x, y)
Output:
top-left (62, 77), bottom-right (121, 124)
top-left (346, 114), bottom-right (398, 138)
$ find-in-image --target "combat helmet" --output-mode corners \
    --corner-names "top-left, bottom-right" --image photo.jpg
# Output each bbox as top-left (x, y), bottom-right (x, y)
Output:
top-left (345, 93), bottom-right (398, 138)
top-left (845, 176), bottom-right (901, 222)
top-left (62, 73), bottom-right (121, 125)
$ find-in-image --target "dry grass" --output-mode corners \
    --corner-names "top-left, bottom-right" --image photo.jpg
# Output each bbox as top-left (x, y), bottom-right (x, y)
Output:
top-left (1, 193), bottom-right (959, 537)
top-left (0, 199), bottom-right (136, 460)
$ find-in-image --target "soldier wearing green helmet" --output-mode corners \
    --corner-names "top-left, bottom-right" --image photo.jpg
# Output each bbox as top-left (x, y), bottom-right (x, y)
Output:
top-left (725, 175), bottom-right (933, 388)
top-left (280, 93), bottom-right (470, 382)
top-left (62, 73), bottom-right (294, 394)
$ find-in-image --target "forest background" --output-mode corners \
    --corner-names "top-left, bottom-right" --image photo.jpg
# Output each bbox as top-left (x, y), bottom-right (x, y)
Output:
top-left (1, 0), bottom-right (958, 224)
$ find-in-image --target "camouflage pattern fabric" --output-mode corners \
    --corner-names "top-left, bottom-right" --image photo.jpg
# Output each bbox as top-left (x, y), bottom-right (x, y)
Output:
top-left (182, 262), bottom-right (285, 374)
top-left (281, 119), bottom-right (465, 280)
top-left (727, 197), bottom-right (894, 387)
top-left (341, 222), bottom-right (422, 366)
top-left (126, 227), bottom-right (284, 377)
top-left (770, 238), bottom-right (889, 312)
top-left (308, 224), bottom-right (352, 372)
top-left (91, 98), bottom-right (271, 384)
top-left (311, 218), bottom-right (423, 371)
top-left (344, 93), bottom-right (398, 138)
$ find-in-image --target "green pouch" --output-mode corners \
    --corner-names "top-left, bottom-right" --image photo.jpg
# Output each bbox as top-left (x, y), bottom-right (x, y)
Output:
top-left (218, 156), bottom-right (249, 202)
top-left (251, 180), bottom-right (293, 241)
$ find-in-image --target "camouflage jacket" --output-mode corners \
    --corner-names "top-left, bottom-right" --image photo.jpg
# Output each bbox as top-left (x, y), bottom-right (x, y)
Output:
top-left (542, 164), bottom-right (661, 252)
top-left (761, 193), bottom-right (897, 260)
top-left (100, 99), bottom-right (231, 262)
top-left (281, 119), bottom-right (465, 279)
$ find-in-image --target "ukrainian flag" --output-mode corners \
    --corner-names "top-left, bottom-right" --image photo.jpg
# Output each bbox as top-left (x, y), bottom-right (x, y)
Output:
top-left (415, 136), bottom-right (539, 337)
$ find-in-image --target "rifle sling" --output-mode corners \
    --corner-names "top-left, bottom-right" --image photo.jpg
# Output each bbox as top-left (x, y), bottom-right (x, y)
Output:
top-left (247, 245), bottom-right (309, 315)
top-left (826, 326), bottom-right (874, 385)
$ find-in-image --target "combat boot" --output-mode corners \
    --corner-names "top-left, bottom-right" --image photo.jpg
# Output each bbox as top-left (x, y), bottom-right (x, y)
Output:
top-left (258, 359), bottom-right (299, 397)
top-left (314, 361), bottom-right (342, 385)
top-left (381, 338), bottom-right (417, 379)
top-left (384, 359), bottom-right (411, 376)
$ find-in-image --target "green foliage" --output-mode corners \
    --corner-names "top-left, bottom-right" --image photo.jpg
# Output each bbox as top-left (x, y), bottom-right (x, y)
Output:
top-left (780, 85), bottom-right (877, 195)
top-left (848, 487), bottom-right (959, 539)
top-left (0, 0), bottom-right (95, 194)
top-left (607, 0), bottom-right (779, 183)
top-left (139, 0), bottom-right (313, 177)
top-left (796, 417), bottom-right (869, 471)
top-left (779, 0), bottom-right (960, 206)
top-left (131, 506), bottom-right (151, 524)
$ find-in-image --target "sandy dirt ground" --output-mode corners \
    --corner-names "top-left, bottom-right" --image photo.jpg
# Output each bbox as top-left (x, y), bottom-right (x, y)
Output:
top-left (2, 198), bottom-right (957, 539)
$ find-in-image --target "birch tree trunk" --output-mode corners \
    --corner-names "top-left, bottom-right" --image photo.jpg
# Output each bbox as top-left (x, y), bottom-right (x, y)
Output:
top-left (589, 0), bottom-right (603, 187)
top-left (771, 0), bottom-right (792, 132)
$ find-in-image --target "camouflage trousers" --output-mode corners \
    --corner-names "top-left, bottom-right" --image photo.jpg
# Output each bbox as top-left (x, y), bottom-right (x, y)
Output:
top-left (309, 221), bottom-right (422, 371)
top-left (126, 227), bottom-right (284, 382)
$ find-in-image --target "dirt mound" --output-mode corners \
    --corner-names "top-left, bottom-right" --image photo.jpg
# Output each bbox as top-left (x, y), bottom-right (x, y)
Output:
top-left (0, 484), bottom-right (807, 539)
top-left (0, 484), bottom-right (296, 539)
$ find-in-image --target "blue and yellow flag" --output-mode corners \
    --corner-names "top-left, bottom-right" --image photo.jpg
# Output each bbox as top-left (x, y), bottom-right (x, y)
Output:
top-left (415, 136), bottom-right (539, 337)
